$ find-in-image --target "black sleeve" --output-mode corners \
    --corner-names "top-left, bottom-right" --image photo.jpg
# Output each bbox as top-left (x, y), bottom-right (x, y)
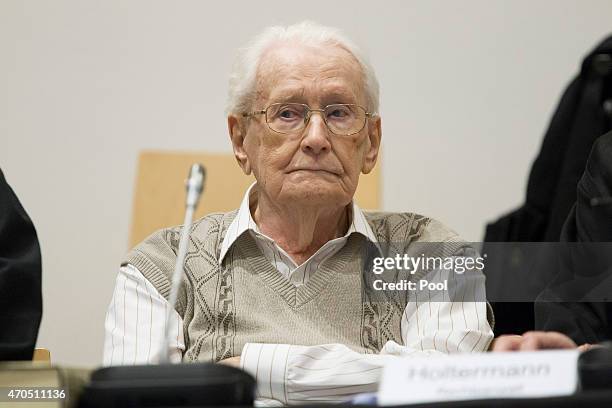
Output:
top-left (0, 168), bottom-right (42, 360)
top-left (536, 300), bottom-right (610, 345)
top-left (535, 131), bottom-right (612, 344)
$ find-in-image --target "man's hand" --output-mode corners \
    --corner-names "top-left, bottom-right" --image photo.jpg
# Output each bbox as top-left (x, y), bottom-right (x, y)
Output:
top-left (490, 331), bottom-right (580, 351)
top-left (218, 356), bottom-right (241, 368)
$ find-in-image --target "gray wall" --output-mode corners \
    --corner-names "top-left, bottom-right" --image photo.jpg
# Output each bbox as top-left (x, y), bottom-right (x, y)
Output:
top-left (1, 0), bottom-right (611, 366)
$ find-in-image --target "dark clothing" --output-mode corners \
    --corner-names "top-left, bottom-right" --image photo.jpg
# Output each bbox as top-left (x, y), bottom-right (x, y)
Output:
top-left (535, 131), bottom-right (612, 344)
top-left (484, 35), bottom-right (612, 335)
top-left (485, 35), bottom-right (612, 243)
top-left (0, 168), bottom-right (42, 360)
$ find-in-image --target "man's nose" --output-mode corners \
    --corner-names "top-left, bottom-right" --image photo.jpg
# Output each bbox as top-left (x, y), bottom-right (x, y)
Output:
top-left (300, 112), bottom-right (331, 155)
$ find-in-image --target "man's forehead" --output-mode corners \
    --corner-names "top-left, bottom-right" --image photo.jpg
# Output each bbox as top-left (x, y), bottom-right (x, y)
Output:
top-left (255, 42), bottom-right (365, 101)
top-left (266, 78), bottom-right (358, 101)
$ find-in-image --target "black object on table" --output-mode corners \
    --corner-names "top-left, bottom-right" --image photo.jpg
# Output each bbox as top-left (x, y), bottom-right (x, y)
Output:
top-left (78, 363), bottom-right (255, 407)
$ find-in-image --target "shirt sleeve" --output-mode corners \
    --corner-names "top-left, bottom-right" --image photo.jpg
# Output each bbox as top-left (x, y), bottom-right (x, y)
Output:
top-left (240, 251), bottom-right (493, 405)
top-left (103, 263), bottom-right (185, 366)
top-left (400, 250), bottom-right (493, 354)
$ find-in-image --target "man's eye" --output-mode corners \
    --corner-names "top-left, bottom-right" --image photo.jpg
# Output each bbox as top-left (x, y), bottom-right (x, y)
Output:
top-left (328, 108), bottom-right (348, 118)
top-left (279, 109), bottom-right (299, 119)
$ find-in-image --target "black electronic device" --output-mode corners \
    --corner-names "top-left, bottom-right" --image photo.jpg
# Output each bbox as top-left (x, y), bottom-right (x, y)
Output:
top-left (78, 363), bottom-right (255, 407)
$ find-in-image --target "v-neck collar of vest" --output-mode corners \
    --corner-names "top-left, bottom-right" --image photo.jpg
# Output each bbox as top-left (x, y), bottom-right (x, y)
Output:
top-left (233, 231), bottom-right (362, 308)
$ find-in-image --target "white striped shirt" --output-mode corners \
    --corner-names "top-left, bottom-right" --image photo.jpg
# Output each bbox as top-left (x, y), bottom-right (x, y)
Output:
top-left (103, 184), bottom-right (493, 405)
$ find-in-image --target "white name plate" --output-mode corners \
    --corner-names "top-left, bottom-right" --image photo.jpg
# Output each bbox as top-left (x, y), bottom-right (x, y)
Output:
top-left (378, 350), bottom-right (579, 405)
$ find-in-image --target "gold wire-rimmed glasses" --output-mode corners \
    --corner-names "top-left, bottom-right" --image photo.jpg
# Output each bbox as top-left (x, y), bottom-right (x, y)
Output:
top-left (242, 103), bottom-right (376, 136)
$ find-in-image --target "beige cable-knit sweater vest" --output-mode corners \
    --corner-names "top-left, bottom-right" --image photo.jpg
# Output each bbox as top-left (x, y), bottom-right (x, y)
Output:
top-left (124, 211), bottom-right (472, 362)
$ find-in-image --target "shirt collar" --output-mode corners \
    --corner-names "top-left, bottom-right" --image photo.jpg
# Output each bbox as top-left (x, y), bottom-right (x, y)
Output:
top-left (219, 182), bottom-right (379, 263)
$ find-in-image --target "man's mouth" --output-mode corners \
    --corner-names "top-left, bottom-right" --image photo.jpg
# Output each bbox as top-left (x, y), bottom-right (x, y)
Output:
top-left (288, 168), bottom-right (340, 175)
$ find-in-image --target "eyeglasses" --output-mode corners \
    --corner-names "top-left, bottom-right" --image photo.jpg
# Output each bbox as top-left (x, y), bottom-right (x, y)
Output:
top-left (242, 103), bottom-right (376, 136)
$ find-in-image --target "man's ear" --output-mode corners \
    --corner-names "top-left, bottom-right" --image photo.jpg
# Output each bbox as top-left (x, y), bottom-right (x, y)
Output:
top-left (228, 115), bottom-right (252, 175)
top-left (361, 116), bottom-right (381, 174)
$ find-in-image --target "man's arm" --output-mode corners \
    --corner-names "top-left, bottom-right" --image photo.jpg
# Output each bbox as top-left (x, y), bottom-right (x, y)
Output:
top-left (103, 264), bottom-right (184, 365)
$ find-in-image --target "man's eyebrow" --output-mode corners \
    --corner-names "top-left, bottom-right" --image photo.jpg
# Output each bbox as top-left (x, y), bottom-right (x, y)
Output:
top-left (321, 90), bottom-right (358, 104)
top-left (266, 87), bottom-right (306, 102)
top-left (267, 89), bottom-right (359, 105)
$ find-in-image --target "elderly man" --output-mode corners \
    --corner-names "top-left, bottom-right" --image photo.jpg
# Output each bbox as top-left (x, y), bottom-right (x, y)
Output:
top-left (104, 22), bottom-right (495, 404)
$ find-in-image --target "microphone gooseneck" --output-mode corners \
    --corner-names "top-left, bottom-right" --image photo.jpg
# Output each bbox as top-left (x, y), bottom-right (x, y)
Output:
top-left (160, 163), bottom-right (206, 364)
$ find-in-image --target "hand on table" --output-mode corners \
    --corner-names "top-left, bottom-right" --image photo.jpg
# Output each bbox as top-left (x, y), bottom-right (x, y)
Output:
top-left (218, 356), bottom-right (241, 368)
top-left (490, 331), bottom-right (592, 352)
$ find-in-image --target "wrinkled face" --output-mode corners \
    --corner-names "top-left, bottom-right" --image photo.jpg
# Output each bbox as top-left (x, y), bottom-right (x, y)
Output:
top-left (228, 42), bottom-right (381, 209)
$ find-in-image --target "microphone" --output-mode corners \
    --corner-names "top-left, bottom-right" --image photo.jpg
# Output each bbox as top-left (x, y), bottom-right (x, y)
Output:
top-left (185, 164), bottom-right (206, 208)
top-left (79, 163), bottom-right (256, 407)
top-left (160, 164), bottom-right (206, 363)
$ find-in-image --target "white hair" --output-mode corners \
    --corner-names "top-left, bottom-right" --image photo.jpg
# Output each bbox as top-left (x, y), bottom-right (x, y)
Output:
top-left (226, 21), bottom-right (380, 115)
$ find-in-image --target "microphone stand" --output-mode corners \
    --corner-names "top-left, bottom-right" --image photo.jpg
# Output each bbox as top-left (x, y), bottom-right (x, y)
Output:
top-left (160, 164), bottom-right (205, 363)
